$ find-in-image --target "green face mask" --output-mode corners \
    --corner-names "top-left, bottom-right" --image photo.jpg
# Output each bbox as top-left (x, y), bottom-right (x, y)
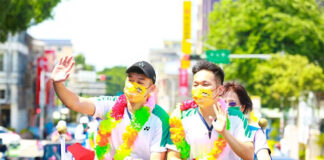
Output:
top-left (82, 124), bottom-right (87, 129)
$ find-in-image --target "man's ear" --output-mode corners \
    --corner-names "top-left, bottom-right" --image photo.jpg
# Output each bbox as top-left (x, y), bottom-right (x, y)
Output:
top-left (148, 84), bottom-right (156, 93)
top-left (216, 85), bottom-right (224, 96)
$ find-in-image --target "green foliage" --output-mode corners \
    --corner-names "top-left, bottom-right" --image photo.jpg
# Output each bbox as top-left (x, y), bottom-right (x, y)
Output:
top-left (225, 54), bottom-right (324, 108)
top-left (269, 119), bottom-right (280, 140)
top-left (253, 54), bottom-right (324, 107)
top-left (299, 143), bottom-right (306, 160)
top-left (207, 0), bottom-right (324, 68)
top-left (318, 133), bottom-right (324, 149)
top-left (0, 0), bottom-right (61, 42)
top-left (75, 53), bottom-right (95, 71)
top-left (207, 0), bottom-right (324, 108)
top-left (98, 66), bottom-right (127, 96)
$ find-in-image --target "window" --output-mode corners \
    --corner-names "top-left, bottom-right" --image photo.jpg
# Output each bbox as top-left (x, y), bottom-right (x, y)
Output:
top-left (0, 90), bottom-right (5, 99)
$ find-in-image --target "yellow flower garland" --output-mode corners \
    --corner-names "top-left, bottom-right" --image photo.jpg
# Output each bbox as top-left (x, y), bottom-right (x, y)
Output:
top-left (169, 100), bottom-right (229, 159)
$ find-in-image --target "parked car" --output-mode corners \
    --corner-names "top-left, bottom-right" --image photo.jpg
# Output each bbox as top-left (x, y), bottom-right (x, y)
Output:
top-left (0, 126), bottom-right (20, 148)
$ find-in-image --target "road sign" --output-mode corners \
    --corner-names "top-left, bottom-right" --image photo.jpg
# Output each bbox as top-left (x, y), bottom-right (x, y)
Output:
top-left (206, 50), bottom-right (230, 64)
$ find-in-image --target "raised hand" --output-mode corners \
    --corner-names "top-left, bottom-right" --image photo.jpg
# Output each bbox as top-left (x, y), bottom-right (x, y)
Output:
top-left (51, 56), bottom-right (75, 83)
top-left (211, 103), bottom-right (227, 135)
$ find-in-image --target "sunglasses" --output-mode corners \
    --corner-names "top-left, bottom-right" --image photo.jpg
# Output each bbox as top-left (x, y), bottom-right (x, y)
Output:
top-left (229, 102), bottom-right (237, 107)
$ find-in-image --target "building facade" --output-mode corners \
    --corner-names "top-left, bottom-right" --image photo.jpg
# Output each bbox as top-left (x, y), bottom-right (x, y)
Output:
top-left (0, 32), bottom-right (36, 131)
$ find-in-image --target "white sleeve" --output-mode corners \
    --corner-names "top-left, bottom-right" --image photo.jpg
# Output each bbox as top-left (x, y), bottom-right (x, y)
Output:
top-left (150, 120), bottom-right (167, 153)
top-left (254, 129), bottom-right (271, 154)
top-left (232, 116), bottom-right (253, 142)
top-left (89, 96), bottom-right (118, 119)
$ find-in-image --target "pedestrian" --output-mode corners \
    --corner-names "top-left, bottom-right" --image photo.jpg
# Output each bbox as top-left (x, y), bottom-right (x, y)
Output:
top-left (51, 57), bottom-right (170, 160)
top-left (75, 116), bottom-right (90, 146)
top-left (50, 120), bottom-right (72, 142)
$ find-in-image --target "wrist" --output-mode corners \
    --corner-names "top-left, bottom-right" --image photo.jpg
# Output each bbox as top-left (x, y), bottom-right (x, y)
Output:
top-left (220, 129), bottom-right (229, 137)
top-left (53, 81), bottom-right (64, 85)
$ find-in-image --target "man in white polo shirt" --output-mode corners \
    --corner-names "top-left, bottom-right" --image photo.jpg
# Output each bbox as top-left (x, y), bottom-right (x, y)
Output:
top-left (167, 60), bottom-right (254, 160)
top-left (51, 57), bottom-right (169, 160)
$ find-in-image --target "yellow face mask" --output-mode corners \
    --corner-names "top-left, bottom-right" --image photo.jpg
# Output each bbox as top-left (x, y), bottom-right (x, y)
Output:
top-left (124, 81), bottom-right (148, 103)
top-left (192, 87), bottom-right (215, 108)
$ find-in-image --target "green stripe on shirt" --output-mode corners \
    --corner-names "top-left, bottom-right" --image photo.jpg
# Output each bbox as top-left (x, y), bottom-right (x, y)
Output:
top-left (228, 107), bottom-right (252, 138)
top-left (152, 104), bottom-right (170, 147)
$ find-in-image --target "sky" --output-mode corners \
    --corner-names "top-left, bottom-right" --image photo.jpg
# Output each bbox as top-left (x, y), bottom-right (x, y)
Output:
top-left (28, 0), bottom-right (191, 71)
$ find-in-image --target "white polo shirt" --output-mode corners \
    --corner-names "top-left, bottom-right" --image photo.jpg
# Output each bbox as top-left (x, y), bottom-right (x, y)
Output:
top-left (91, 96), bottom-right (170, 160)
top-left (249, 126), bottom-right (271, 159)
top-left (167, 107), bottom-right (252, 160)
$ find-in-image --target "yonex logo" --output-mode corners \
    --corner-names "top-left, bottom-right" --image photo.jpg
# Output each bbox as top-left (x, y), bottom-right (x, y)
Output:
top-left (143, 126), bottom-right (150, 131)
top-left (138, 62), bottom-right (145, 67)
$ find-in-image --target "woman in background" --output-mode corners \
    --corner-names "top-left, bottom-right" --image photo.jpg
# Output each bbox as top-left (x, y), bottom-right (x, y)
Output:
top-left (223, 82), bottom-right (272, 160)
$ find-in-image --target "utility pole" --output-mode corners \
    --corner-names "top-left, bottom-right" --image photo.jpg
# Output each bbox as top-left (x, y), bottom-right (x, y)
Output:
top-left (39, 71), bottom-right (45, 139)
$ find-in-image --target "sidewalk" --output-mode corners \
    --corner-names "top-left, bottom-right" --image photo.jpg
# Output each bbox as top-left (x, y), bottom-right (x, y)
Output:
top-left (8, 139), bottom-right (45, 158)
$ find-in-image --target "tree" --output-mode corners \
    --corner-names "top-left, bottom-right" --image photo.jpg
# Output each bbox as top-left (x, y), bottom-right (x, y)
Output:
top-left (98, 66), bottom-right (127, 96)
top-left (206, 0), bottom-right (324, 108)
top-left (0, 0), bottom-right (61, 42)
top-left (207, 0), bottom-right (324, 68)
top-left (250, 54), bottom-right (324, 108)
top-left (74, 53), bottom-right (95, 71)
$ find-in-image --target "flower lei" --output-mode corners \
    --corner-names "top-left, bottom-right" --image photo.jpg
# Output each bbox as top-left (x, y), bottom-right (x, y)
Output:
top-left (169, 100), bottom-right (230, 160)
top-left (89, 132), bottom-right (95, 149)
top-left (94, 94), bottom-right (151, 160)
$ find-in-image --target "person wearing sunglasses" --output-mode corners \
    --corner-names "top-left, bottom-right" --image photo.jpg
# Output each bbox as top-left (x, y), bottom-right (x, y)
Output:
top-left (223, 82), bottom-right (272, 160)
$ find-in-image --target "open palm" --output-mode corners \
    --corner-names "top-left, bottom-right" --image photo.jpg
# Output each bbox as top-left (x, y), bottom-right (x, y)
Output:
top-left (212, 103), bottom-right (227, 134)
top-left (51, 56), bottom-right (75, 83)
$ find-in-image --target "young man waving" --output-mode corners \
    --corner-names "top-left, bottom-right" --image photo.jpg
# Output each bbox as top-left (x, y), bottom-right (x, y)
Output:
top-left (167, 60), bottom-right (254, 160)
top-left (51, 57), bottom-right (170, 160)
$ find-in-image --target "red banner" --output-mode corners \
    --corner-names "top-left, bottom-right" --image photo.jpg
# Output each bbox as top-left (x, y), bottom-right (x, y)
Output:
top-left (36, 50), bottom-right (56, 107)
top-left (36, 57), bottom-right (48, 106)
top-left (179, 68), bottom-right (188, 96)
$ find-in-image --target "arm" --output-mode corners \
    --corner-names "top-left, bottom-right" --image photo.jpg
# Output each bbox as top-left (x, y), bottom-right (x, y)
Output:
top-left (51, 56), bottom-right (95, 115)
top-left (212, 104), bottom-right (254, 160)
top-left (257, 149), bottom-right (271, 160)
top-left (166, 150), bottom-right (181, 160)
top-left (222, 130), bottom-right (254, 160)
top-left (150, 152), bottom-right (166, 160)
top-left (53, 82), bottom-right (95, 115)
top-left (254, 129), bottom-right (271, 160)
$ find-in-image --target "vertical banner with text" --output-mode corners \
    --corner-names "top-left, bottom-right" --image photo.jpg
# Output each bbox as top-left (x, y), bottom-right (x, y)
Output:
top-left (179, 0), bottom-right (191, 96)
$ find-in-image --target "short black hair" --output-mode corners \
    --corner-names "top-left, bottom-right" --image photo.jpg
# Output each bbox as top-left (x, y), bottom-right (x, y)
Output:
top-left (192, 60), bottom-right (225, 85)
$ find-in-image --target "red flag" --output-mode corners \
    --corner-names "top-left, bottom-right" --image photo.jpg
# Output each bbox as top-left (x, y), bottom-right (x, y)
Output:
top-left (67, 143), bottom-right (95, 160)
